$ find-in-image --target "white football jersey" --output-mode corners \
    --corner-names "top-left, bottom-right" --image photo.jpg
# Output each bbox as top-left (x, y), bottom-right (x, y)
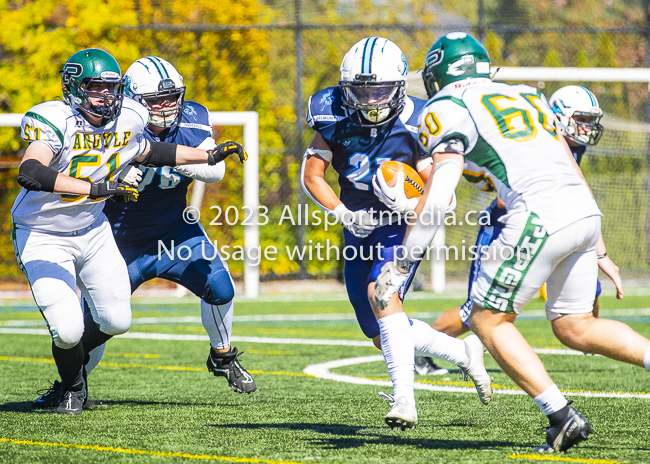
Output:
top-left (11, 98), bottom-right (150, 233)
top-left (418, 79), bottom-right (601, 234)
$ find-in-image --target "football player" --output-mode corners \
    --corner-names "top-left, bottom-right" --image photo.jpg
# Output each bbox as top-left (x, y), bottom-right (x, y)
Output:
top-left (301, 37), bottom-right (492, 430)
top-left (429, 84), bottom-right (619, 340)
top-left (375, 32), bottom-right (650, 452)
top-left (81, 56), bottom-right (255, 395)
top-left (14, 49), bottom-right (246, 415)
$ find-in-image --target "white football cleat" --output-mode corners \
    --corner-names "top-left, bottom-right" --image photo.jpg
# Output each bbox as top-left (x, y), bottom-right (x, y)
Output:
top-left (379, 392), bottom-right (418, 430)
top-left (460, 334), bottom-right (492, 405)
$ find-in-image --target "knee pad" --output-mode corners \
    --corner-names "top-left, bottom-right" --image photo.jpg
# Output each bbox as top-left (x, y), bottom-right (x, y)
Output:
top-left (52, 321), bottom-right (84, 349)
top-left (97, 304), bottom-right (132, 336)
top-left (204, 269), bottom-right (235, 306)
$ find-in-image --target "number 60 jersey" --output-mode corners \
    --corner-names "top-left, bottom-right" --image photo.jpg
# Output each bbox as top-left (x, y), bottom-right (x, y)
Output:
top-left (418, 80), bottom-right (601, 234)
top-left (11, 99), bottom-right (149, 233)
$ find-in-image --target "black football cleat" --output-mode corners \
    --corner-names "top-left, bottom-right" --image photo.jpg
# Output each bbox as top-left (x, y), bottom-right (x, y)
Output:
top-left (33, 380), bottom-right (64, 409)
top-left (536, 406), bottom-right (594, 452)
top-left (206, 347), bottom-right (257, 394)
top-left (56, 388), bottom-right (86, 416)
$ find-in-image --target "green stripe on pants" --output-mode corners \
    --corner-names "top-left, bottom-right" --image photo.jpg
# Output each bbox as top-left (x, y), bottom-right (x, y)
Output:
top-left (484, 213), bottom-right (547, 313)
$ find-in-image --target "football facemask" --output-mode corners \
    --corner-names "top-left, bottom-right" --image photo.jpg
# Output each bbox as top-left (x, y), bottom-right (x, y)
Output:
top-left (566, 112), bottom-right (603, 146)
top-left (79, 80), bottom-right (125, 122)
top-left (340, 79), bottom-right (406, 126)
top-left (140, 86), bottom-right (186, 128)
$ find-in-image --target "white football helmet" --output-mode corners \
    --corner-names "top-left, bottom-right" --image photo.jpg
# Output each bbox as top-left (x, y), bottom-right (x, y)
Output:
top-left (339, 37), bottom-right (408, 127)
top-left (124, 56), bottom-right (186, 128)
top-left (549, 85), bottom-right (603, 146)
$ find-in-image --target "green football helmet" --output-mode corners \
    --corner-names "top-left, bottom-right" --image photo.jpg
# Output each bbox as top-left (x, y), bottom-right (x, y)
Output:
top-left (61, 49), bottom-right (125, 125)
top-left (422, 32), bottom-right (491, 98)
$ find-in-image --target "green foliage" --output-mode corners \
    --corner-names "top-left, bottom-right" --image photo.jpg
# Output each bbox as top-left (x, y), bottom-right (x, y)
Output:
top-left (1, 0), bottom-right (649, 280)
top-left (543, 48), bottom-right (563, 67)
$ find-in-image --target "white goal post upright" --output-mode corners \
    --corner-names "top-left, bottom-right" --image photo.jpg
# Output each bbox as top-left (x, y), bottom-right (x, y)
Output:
top-left (406, 67), bottom-right (650, 293)
top-left (0, 111), bottom-right (261, 299)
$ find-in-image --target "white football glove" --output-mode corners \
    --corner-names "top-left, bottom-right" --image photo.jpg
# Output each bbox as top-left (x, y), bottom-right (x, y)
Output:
top-left (374, 261), bottom-right (410, 309)
top-left (330, 204), bottom-right (378, 238)
top-left (372, 170), bottom-right (419, 214)
top-left (117, 165), bottom-right (143, 188)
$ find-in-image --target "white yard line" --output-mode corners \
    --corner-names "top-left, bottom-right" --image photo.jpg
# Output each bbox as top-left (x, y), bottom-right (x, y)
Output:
top-left (303, 355), bottom-right (650, 399)
top-left (2, 328), bottom-right (647, 398)
top-left (3, 307), bottom-right (650, 328)
top-left (0, 328), bottom-right (596, 354)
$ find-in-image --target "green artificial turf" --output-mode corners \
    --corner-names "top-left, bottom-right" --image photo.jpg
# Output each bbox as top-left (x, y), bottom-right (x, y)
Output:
top-left (1, 294), bottom-right (649, 463)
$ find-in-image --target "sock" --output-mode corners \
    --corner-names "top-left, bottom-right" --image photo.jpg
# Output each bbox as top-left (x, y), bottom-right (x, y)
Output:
top-left (378, 313), bottom-right (415, 407)
top-left (85, 343), bottom-right (106, 375)
top-left (533, 384), bottom-right (568, 416)
top-left (410, 318), bottom-right (470, 368)
top-left (547, 404), bottom-right (572, 427)
top-left (644, 345), bottom-right (650, 371)
top-left (52, 341), bottom-right (85, 392)
top-left (80, 309), bottom-right (113, 365)
top-left (201, 300), bottom-right (233, 350)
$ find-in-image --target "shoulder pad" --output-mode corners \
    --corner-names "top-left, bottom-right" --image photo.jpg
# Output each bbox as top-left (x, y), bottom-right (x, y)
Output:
top-left (21, 102), bottom-right (71, 152)
top-left (306, 86), bottom-right (345, 131)
top-left (418, 97), bottom-right (475, 154)
top-left (399, 96), bottom-right (427, 134)
top-left (122, 97), bottom-right (151, 126)
top-left (180, 101), bottom-right (212, 132)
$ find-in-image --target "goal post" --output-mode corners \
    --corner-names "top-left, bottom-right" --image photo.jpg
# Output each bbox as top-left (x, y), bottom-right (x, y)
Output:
top-left (407, 67), bottom-right (650, 292)
top-left (0, 111), bottom-right (261, 299)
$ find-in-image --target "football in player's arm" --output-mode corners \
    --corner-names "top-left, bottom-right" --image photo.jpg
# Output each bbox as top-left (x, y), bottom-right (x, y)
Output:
top-left (83, 56), bottom-right (256, 395)
top-left (374, 32), bottom-right (650, 452)
top-left (430, 84), bottom-right (620, 339)
top-left (14, 49), bottom-right (246, 415)
top-left (301, 37), bottom-right (491, 431)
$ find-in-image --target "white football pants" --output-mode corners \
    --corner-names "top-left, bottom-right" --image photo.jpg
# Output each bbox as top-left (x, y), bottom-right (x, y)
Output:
top-left (13, 216), bottom-right (132, 349)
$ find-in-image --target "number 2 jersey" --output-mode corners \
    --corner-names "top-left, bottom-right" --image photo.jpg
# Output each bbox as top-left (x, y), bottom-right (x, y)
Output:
top-left (103, 101), bottom-right (217, 247)
top-left (306, 86), bottom-right (430, 214)
top-left (418, 79), bottom-right (601, 234)
top-left (11, 98), bottom-right (149, 233)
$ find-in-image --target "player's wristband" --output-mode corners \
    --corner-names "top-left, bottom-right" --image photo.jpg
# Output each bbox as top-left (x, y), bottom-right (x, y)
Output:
top-left (597, 252), bottom-right (607, 259)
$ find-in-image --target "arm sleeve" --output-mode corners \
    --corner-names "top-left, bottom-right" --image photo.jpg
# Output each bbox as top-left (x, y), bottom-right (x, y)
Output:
top-left (174, 163), bottom-right (225, 183)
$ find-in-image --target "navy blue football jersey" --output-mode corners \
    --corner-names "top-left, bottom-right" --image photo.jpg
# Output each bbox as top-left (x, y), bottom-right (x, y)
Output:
top-left (571, 144), bottom-right (586, 166)
top-left (306, 86), bottom-right (430, 213)
top-left (104, 101), bottom-right (215, 246)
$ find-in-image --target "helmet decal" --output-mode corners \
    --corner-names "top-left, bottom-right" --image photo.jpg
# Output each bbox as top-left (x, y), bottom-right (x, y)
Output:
top-left (446, 32), bottom-right (467, 40)
top-left (426, 49), bottom-right (444, 67)
top-left (101, 71), bottom-right (120, 79)
top-left (63, 63), bottom-right (83, 77)
top-left (146, 56), bottom-right (170, 79)
top-left (400, 53), bottom-right (408, 75)
top-left (447, 55), bottom-right (475, 76)
top-left (362, 37), bottom-right (379, 74)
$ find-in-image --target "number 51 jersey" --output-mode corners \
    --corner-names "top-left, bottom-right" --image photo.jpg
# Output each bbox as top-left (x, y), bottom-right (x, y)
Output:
top-left (418, 80), bottom-right (601, 234)
top-left (11, 98), bottom-right (149, 233)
